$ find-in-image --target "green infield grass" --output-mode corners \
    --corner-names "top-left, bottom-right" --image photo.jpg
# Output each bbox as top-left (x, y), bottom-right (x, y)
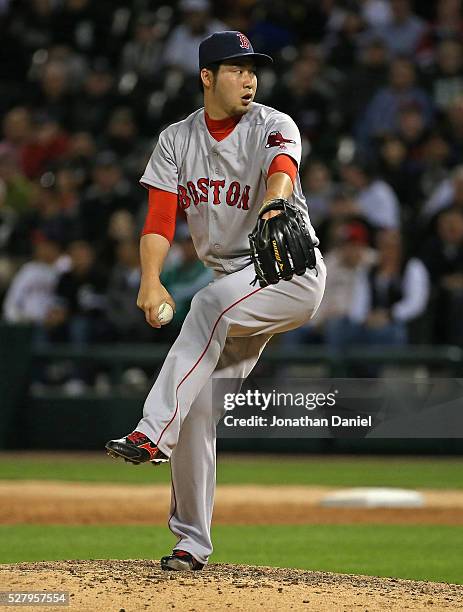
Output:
top-left (0, 524), bottom-right (462, 584)
top-left (0, 454), bottom-right (462, 489)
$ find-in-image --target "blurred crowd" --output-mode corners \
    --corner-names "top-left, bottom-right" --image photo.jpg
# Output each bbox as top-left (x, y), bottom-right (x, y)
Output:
top-left (1, 0), bottom-right (463, 378)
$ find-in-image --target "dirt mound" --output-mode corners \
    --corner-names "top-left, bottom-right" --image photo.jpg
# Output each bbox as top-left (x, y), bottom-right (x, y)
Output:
top-left (1, 559), bottom-right (462, 611)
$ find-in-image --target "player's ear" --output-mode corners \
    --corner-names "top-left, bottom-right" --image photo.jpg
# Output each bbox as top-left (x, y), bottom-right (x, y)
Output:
top-left (200, 68), bottom-right (213, 90)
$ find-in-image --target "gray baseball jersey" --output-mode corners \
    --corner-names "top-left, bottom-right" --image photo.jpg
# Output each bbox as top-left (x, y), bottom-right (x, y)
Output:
top-left (141, 103), bottom-right (319, 273)
top-left (136, 102), bottom-right (326, 566)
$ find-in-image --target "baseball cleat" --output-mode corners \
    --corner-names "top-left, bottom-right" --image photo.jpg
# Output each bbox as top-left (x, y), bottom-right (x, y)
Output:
top-left (105, 431), bottom-right (169, 465)
top-left (160, 550), bottom-right (204, 571)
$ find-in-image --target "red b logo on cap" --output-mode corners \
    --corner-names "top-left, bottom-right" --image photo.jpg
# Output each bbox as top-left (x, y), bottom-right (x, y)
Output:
top-left (237, 32), bottom-right (251, 49)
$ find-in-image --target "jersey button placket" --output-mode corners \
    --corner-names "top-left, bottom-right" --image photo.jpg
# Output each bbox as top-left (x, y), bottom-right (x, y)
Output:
top-left (208, 149), bottom-right (223, 268)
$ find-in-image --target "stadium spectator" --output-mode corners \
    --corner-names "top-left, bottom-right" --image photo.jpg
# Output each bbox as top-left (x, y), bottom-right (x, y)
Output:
top-left (341, 157), bottom-right (401, 229)
top-left (77, 150), bottom-right (138, 251)
top-left (66, 131), bottom-right (96, 189)
top-left (376, 136), bottom-right (422, 217)
top-left (271, 55), bottom-right (334, 152)
top-left (106, 238), bottom-right (152, 342)
top-left (1, 107), bottom-right (33, 167)
top-left (321, 220), bottom-right (376, 331)
top-left (340, 37), bottom-right (389, 131)
top-left (52, 0), bottom-right (110, 60)
top-left (376, 125), bottom-right (451, 230)
top-left (422, 165), bottom-right (463, 221)
top-left (360, 0), bottom-right (392, 29)
top-left (2, 232), bottom-right (65, 340)
top-left (357, 57), bottom-right (433, 149)
top-left (244, 3), bottom-right (296, 55)
top-left (283, 221), bottom-right (376, 348)
top-left (68, 59), bottom-right (117, 136)
top-left (316, 1), bottom-right (353, 38)
top-left (119, 12), bottom-right (166, 84)
top-left (417, 0), bottom-right (463, 66)
top-left (424, 39), bottom-right (463, 114)
top-left (53, 163), bottom-right (81, 215)
top-left (48, 239), bottom-right (108, 345)
top-left (419, 131), bottom-right (452, 200)
top-left (349, 230), bottom-right (430, 346)
top-left (372, 0), bottom-right (426, 57)
top-left (324, 8), bottom-right (366, 71)
top-left (45, 44), bottom-right (88, 90)
top-left (0, 0), bottom-right (53, 88)
top-left (315, 186), bottom-right (365, 249)
top-left (0, 144), bottom-right (34, 219)
top-left (442, 95), bottom-right (463, 165)
top-left (379, 104), bottom-right (430, 215)
top-left (163, 0), bottom-right (227, 76)
top-left (422, 208), bottom-right (463, 344)
top-left (301, 160), bottom-right (336, 228)
top-left (0, 177), bottom-right (17, 293)
top-left (21, 113), bottom-right (71, 180)
top-left (28, 60), bottom-right (73, 128)
top-left (396, 104), bottom-right (429, 159)
top-left (9, 175), bottom-right (75, 258)
top-left (102, 107), bottom-right (143, 181)
top-left (101, 208), bottom-right (138, 270)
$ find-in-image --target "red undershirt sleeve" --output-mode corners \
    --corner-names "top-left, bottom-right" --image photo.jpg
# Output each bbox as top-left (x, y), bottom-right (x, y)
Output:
top-left (267, 154), bottom-right (298, 184)
top-left (141, 187), bottom-right (178, 244)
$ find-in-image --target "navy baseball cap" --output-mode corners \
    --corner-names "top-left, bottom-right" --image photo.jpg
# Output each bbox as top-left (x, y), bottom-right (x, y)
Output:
top-left (199, 31), bottom-right (273, 69)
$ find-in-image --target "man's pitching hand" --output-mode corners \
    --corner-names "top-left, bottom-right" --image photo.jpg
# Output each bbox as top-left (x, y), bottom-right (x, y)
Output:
top-left (137, 279), bottom-right (176, 328)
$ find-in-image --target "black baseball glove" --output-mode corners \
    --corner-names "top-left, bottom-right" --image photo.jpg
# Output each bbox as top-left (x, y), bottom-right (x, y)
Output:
top-left (249, 198), bottom-right (317, 287)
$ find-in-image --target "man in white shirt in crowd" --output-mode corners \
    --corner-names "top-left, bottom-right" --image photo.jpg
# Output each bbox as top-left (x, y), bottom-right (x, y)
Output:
top-left (2, 233), bottom-right (66, 344)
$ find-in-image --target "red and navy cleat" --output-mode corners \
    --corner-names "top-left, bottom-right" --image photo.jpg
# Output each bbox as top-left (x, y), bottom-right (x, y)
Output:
top-left (160, 550), bottom-right (204, 571)
top-left (105, 431), bottom-right (169, 465)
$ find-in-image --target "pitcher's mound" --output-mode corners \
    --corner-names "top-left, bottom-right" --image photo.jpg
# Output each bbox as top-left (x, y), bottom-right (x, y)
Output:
top-left (1, 559), bottom-right (462, 611)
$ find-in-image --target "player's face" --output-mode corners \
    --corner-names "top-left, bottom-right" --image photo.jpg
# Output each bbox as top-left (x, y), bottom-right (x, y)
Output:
top-left (212, 61), bottom-right (257, 117)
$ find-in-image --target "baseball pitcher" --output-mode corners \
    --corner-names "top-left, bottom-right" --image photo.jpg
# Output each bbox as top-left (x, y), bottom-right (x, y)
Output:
top-left (106, 31), bottom-right (326, 571)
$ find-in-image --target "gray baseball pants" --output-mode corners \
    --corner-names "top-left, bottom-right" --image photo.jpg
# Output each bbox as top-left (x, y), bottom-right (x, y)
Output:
top-left (137, 250), bottom-right (326, 564)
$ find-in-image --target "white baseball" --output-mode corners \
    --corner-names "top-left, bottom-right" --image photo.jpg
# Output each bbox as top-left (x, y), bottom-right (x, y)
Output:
top-left (158, 302), bottom-right (174, 325)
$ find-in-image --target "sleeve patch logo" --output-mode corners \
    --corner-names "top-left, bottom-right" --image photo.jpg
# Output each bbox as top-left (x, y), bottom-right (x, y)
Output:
top-left (265, 131), bottom-right (296, 148)
top-left (237, 33), bottom-right (251, 49)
